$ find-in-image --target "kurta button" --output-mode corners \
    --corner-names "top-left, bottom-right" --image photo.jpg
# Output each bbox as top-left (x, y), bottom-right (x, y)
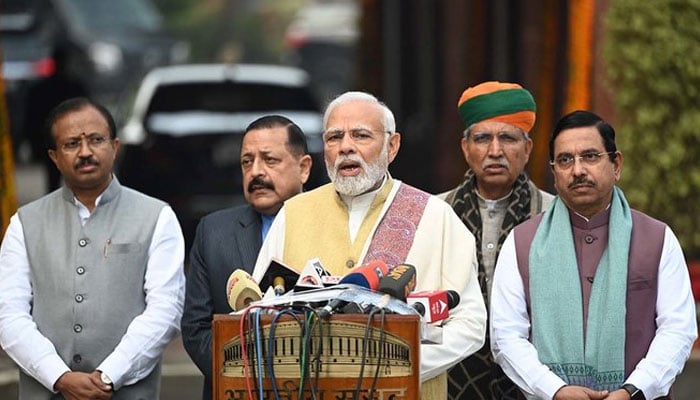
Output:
top-left (74, 324), bottom-right (82, 333)
top-left (585, 235), bottom-right (595, 244)
top-left (75, 294), bottom-right (84, 303)
top-left (73, 354), bottom-right (82, 363)
top-left (346, 259), bottom-right (355, 268)
top-left (486, 243), bottom-right (495, 250)
top-left (76, 266), bottom-right (85, 275)
top-left (78, 239), bottom-right (88, 247)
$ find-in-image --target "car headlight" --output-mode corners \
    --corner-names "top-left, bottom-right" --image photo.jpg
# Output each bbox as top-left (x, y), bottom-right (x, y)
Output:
top-left (88, 41), bottom-right (124, 74)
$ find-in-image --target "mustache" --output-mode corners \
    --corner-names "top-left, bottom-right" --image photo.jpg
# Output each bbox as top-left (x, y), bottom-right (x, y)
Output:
top-left (569, 175), bottom-right (595, 188)
top-left (334, 154), bottom-right (366, 170)
top-left (483, 156), bottom-right (509, 169)
top-left (247, 176), bottom-right (274, 193)
top-left (74, 157), bottom-right (98, 169)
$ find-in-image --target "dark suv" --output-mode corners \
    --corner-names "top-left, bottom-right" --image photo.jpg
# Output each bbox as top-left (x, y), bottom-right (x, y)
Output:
top-left (0, 0), bottom-right (188, 160)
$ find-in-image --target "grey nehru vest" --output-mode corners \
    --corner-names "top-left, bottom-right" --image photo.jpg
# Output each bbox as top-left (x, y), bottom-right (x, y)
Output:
top-left (17, 178), bottom-right (165, 400)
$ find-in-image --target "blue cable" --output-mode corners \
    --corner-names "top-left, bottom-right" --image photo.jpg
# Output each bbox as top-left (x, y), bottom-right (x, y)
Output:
top-left (268, 309), bottom-right (302, 400)
top-left (254, 310), bottom-right (264, 400)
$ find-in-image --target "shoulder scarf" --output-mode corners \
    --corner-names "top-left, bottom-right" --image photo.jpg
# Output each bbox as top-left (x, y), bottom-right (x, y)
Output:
top-left (447, 171), bottom-right (538, 304)
top-left (446, 170), bottom-right (538, 400)
top-left (529, 186), bottom-right (630, 390)
top-left (362, 183), bottom-right (430, 266)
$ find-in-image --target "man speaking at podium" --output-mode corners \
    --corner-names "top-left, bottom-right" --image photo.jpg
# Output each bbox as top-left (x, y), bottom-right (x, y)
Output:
top-left (253, 91), bottom-right (487, 399)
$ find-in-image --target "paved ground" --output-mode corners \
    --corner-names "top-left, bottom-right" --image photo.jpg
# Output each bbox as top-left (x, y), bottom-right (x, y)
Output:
top-left (3, 161), bottom-right (700, 399)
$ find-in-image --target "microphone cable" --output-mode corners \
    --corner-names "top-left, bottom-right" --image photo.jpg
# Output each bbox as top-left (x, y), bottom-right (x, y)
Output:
top-left (308, 307), bottom-right (325, 398)
top-left (369, 307), bottom-right (387, 398)
top-left (299, 306), bottom-right (324, 400)
top-left (268, 308), bottom-right (303, 400)
top-left (254, 310), bottom-right (264, 400)
top-left (238, 304), bottom-right (277, 400)
top-left (353, 306), bottom-right (384, 400)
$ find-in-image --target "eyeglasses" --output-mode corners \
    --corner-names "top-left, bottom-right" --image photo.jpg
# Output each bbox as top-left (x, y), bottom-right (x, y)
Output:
top-left (550, 151), bottom-right (616, 170)
top-left (323, 128), bottom-right (390, 146)
top-left (467, 131), bottom-right (528, 147)
top-left (59, 134), bottom-right (111, 153)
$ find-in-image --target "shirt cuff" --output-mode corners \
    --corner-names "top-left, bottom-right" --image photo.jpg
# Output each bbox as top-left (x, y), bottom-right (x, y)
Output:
top-left (97, 351), bottom-right (130, 390)
top-left (39, 354), bottom-right (70, 393)
top-left (537, 373), bottom-right (568, 400)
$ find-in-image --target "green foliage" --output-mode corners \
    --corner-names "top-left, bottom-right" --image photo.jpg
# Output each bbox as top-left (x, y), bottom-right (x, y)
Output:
top-left (151, 0), bottom-right (306, 63)
top-left (604, 0), bottom-right (700, 258)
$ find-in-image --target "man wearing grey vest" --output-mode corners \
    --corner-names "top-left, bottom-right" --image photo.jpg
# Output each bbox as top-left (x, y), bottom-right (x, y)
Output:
top-left (0, 97), bottom-right (185, 399)
top-left (490, 111), bottom-right (697, 400)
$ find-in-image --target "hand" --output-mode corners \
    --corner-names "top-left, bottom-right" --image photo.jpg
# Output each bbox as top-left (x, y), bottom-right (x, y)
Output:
top-left (54, 371), bottom-right (113, 400)
top-left (553, 385), bottom-right (608, 400)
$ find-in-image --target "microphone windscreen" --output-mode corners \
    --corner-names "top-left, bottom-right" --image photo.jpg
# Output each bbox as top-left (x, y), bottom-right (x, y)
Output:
top-left (339, 260), bottom-right (389, 290)
top-left (412, 301), bottom-right (425, 316)
top-left (227, 269), bottom-right (262, 311)
top-left (446, 290), bottom-right (460, 309)
top-left (378, 263), bottom-right (417, 301)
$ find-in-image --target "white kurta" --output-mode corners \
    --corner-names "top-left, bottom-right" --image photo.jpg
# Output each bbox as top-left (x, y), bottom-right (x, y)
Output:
top-left (253, 179), bottom-right (487, 382)
top-left (490, 227), bottom-right (697, 400)
top-left (0, 203), bottom-right (185, 391)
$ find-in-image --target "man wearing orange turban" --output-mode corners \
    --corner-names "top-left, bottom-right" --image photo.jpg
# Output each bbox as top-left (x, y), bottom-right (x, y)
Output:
top-left (440, 81), bottom-right (553, 400)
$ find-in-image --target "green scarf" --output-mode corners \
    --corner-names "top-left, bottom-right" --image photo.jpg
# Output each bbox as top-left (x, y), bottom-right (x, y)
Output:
top-left (530, 186), bottom-right (631, 390)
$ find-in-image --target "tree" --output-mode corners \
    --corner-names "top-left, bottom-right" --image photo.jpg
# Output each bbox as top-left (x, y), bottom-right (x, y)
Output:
top-left (604, 0), bottom-right (700, 258)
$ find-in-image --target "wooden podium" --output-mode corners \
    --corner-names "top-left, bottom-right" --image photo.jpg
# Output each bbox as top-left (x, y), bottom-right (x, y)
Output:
top-left (212, 313), bottom-right (421, 399)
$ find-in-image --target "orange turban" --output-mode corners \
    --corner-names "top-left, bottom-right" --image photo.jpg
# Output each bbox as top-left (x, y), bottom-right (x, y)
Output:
top-left (457, 81), bottom-right (536, 133)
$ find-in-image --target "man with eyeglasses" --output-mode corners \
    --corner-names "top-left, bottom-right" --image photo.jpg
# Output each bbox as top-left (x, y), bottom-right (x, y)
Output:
top-left (441, 81), bottom-right (553, 400)
top-left (253, 91), bottom-right (487, 400)
top-left (0, 97), bottom-right (185, 399)
top-left (490, 110), bottom-right (696, 400)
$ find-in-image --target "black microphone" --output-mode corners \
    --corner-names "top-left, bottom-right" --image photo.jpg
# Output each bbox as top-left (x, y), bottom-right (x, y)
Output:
top-left (412, 301), bottom-right (425, 317)
top-left (257, 258), bottom-right (299, 294)
top-left (378, 263), bottom-right (417, 301)
top-left (318, 298), bottom-right (349, 318)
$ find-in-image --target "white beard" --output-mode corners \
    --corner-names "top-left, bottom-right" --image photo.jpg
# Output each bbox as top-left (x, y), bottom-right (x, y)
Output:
top-left (326, 142), bottom-right (389, 196)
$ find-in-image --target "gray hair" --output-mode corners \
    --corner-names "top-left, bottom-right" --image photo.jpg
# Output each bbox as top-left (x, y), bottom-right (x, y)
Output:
top-left (462, 124), bottom-right (530, 140)
top-left (323, 91), bottom-right (396, 133)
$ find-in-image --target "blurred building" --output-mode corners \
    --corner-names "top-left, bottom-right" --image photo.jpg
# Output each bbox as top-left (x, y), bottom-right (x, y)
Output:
top-left (353, 0), bottom-right (612, 194)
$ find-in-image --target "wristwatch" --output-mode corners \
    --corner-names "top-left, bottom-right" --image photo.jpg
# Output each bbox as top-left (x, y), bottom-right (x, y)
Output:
top-left (99, 371), bottom-right (114, 390)
top-left (621, 383), bottom-right (645, 400)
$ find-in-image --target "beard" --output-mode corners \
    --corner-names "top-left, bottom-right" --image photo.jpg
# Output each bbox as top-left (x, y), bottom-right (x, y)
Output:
top-left (325, 141), bottom-right (389, 196)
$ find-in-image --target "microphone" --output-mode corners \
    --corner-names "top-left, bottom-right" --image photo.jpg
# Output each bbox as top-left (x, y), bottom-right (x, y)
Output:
top-left (294, 258), bottom-right (331, 292)
top-left (378, 263), bottom-right (417, 301)
top-left (407, 290), bottom-right (460, 323)
top-left (318, 260), bottom-right (389, 318)
top-left (257, 258), bottom-right (299, 295)
top-left (318, 298), bottom-right (349, 318)
top-left (226, 269), bottom-right (263, 311)
top-left (338, 259), bottom-right (389, 290)
top-left (273, 276), bottom-right (286, 296)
